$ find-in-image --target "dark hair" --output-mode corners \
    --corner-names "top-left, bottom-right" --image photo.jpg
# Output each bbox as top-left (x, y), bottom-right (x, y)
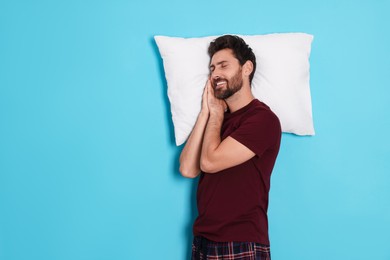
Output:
top-left (208, 35), bottom-right (256, 84)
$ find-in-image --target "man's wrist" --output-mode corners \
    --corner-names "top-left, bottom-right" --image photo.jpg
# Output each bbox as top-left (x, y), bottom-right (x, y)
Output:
top-left (199, 109), bottom-right (210, 119)
top-left (209, 110), bottom-right (224, 121)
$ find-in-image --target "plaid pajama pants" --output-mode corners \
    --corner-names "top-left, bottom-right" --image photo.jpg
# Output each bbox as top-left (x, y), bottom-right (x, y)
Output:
top-left (191, 236), bottom-right (271, 260)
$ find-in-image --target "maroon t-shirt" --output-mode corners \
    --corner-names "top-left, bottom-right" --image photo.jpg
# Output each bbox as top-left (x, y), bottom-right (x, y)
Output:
top-left (193, 99), bottom-right (281, 245)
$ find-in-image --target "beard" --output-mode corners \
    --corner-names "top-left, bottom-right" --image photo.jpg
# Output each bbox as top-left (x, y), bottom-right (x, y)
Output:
top-left (212, 68), bottom-right (243, 100)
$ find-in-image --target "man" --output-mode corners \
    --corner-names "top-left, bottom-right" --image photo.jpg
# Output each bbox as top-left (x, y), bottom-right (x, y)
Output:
top-left (179, 35), bottom-right (281, 260)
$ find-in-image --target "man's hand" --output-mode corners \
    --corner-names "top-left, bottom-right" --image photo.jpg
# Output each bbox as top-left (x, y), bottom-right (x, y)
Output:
top-left (206, 79), bottom-right (227, 117)
top-left (201, 80), bottom-right (210, 115)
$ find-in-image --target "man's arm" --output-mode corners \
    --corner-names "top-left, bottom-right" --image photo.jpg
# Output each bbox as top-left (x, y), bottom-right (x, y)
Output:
top-left (179, 83), bottom-right (210, 178)
top-left (200, 83), bottom-right (256, 174)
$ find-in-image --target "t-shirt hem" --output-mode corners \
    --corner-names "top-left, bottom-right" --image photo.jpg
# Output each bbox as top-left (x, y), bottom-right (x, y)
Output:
top-left (193, 232), bottom-right (270, 246)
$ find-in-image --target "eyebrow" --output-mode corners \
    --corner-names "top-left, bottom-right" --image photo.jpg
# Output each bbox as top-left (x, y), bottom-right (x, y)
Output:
top-left (209, 60), bottom-right (228, 70)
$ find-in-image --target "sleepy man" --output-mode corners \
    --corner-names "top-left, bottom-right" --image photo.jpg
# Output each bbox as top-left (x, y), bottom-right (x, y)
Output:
top-left (179, 35), bottom-right (281, 260)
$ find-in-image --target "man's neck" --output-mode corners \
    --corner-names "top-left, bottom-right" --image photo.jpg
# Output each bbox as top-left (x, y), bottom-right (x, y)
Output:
top-left (225, 85), bottom-right (255, 113)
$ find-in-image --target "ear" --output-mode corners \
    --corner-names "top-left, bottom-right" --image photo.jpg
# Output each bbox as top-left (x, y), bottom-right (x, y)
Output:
top-left (242, 61), bottom-right (254, 78)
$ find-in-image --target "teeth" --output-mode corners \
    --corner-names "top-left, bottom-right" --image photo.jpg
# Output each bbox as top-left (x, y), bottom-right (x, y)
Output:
top-left (217, 81), bottom-right (226, 85)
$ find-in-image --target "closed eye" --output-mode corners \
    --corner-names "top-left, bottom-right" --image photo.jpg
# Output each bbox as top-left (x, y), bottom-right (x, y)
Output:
top-left (209, 61), bottom-right (228, 73)
top-left (219, 61), bottom-right (228, 69)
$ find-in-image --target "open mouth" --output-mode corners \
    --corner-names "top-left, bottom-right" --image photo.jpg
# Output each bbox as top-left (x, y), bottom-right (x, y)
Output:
top-left (214, 80), bottom-right (227, 89)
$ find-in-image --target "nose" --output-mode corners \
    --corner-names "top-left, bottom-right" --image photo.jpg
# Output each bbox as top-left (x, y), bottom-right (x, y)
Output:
top-left (210, 69), bottom-right (221, 81)
top-left (210, 66), bottom-right (221, 79)
top-left (210, 75), bottom-right (220, 86)
top-left (212, 75), bottom-right (220, 81)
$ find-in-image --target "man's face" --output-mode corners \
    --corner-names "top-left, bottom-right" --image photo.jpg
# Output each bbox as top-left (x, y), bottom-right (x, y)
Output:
top-left (209, 49), bottom-right (243, 100)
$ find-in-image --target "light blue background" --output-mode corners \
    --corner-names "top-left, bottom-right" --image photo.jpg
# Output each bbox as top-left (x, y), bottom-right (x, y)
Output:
top-left (1, 0), bottom-right (389, 259)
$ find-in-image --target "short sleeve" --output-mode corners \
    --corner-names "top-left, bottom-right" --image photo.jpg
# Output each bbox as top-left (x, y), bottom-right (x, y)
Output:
top-left (229, 109), bottom-right (281, 157)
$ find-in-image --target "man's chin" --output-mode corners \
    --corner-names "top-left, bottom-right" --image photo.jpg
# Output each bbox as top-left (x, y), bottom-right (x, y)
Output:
top-left (214, 91), bottom-right (226, 100)
top-left (215, 94), bottom-right (232, 100)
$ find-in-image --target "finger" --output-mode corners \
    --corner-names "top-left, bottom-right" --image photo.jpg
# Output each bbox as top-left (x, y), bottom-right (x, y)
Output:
top-left (208, 80), bottom-right (214, 97)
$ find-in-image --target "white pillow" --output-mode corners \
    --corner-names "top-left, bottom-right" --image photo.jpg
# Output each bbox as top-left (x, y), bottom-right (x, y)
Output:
top-left (155, 33), bottom-right (315, 146)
